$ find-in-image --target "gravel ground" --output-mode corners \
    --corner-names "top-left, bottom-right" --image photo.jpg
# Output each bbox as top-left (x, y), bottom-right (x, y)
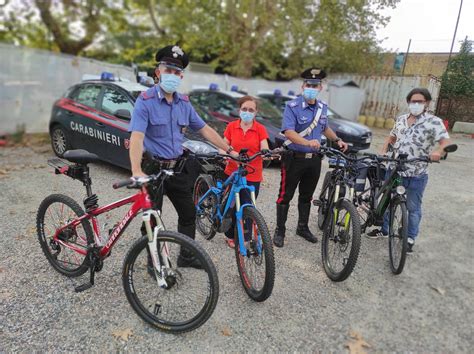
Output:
top-left (1, 129), bottom-right (473, 352)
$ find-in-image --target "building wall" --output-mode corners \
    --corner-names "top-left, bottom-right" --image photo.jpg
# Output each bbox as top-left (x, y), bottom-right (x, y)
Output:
top-left (381, 52), bottom-right (454, 78)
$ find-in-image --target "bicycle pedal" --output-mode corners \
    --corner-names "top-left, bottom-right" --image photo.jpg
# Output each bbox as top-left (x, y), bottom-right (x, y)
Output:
top-left (75, 282), bottom-right (94, 293)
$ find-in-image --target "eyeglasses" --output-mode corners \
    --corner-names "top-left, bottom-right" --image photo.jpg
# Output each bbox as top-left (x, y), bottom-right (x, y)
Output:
top-left (240, 108), bottom-right (256, 113)
top-left (409, 100), bottom-right (426, 104)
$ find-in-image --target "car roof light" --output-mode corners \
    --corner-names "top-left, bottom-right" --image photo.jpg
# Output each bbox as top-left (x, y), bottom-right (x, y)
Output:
top-left (288, 90), bottom-right (295, 96)
top-left (209, 83), bottom-right (219, 91)
top-left (101, 72), bottom-right (115, 81)
top-left (231, 85), bottom-right (238, 92)
top-left (274, 89), bottom-right (282, 96)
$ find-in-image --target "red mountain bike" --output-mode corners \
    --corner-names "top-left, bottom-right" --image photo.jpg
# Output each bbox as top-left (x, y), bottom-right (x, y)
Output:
top-left (36, 149), bottom-right (219, 333)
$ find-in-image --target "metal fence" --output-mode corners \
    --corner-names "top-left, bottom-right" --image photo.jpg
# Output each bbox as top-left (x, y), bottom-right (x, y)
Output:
top-left (0, 43), bottom-right (136, 134)
top-left (331, 74), bottom-right (442, 120)
top-left (0, 43), bottom-right (441, 134)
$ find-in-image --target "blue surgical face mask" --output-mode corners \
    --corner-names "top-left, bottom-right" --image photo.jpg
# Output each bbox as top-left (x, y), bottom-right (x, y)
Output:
top-left (303, 88), bottom-right (320, 101)
top-left (240, 111), bottom-right (254, 123)
top-left (160, 73), bottom-right (181, 93)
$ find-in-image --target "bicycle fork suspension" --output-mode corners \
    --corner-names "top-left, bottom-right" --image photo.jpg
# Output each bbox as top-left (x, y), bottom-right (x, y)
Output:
top-left (143, 210), bottom-right (169, 288)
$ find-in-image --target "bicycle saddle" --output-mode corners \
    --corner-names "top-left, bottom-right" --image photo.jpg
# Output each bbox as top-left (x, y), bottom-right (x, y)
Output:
top-left (63, 149), bottom-right (100, 164)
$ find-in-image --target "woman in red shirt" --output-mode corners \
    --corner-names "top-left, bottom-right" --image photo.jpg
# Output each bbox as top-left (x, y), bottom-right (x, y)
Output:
top-left (222, 96), bottom-right (269, 248)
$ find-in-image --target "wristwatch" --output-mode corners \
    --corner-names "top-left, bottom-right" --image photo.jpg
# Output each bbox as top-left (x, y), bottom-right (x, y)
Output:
top-left (226, 146), bottom-right (234, 154)
top-left (334, 137), bottom-right (341, 143)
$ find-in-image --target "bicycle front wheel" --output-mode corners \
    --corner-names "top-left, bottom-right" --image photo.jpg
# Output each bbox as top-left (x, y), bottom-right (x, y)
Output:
top-left (388, 198), bottom-right (408, 274)
top-left (321, 199), bottom-right (361, 282)
top-left (193, 174), bottom-right (217, 240)
top-left (122, 231), bottom-right (219, 333)
top-left (36, 194), bottom-right (92, 277)
top-left (234, 207), bottom-right (275, 302)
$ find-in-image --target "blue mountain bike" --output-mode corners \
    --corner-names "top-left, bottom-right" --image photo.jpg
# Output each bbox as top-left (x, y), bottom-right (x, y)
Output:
top-left (193, 149), bottom-right (280, 302)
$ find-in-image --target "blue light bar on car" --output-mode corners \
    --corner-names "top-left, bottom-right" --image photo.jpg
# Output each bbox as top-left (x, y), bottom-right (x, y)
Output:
top-left (209, 83), bottom-right (219, 91)
top-left (288, 90), bottom-right (295, 96)
top-left (101, 72), bottom-right (115, 81)
top-left (231, 85), bottom-right (238, 92)
top-left (274, 89), bottom-right (282, 96)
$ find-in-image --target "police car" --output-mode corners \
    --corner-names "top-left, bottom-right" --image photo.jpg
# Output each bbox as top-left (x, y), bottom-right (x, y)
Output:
top-left (49, 72), bottom-right (220, 170)
top-left (258, 90), bottom-right (372, 152)
top-left (188, 84), bottom-right (282, 150)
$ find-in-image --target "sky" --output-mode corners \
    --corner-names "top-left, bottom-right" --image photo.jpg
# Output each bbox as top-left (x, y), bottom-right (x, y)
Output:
top-left (377, 0), bottom-right (474, 53)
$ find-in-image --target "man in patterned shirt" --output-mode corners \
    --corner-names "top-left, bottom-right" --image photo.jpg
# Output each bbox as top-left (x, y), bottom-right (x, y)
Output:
top-left (367, 88), bottom-right (451, 253)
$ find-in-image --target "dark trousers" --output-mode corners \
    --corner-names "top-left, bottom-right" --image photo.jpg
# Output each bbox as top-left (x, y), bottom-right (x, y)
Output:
top-left (224, 179), bottom-right (260, 239)
top-left (142, 156), bottom-right (201, 238)
top-left (276, 154), bottom-right (322, 205)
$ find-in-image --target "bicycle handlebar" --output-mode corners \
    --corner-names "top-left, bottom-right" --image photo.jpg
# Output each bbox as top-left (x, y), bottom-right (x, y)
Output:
top-left (194, 147), bottom-right (285, 164)
top-left (113, 170), bottom-right (174, 189)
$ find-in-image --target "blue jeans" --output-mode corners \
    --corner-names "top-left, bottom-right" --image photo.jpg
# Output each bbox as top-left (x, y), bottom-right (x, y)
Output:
top-left (382, 174), bottom-right (429, 241)
top-left (225, 180), bottom-right (260, 239)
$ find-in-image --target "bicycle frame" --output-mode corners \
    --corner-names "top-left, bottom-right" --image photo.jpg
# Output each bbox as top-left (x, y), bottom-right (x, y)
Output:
top-left (51, 186), bottom-right (171, 287)
top-left (196, 165), bottom-right (257, 257)
top-left (325, 166), bottom-right (355, 231)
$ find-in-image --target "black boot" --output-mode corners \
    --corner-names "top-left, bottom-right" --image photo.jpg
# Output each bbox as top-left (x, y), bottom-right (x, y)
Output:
top-left (177, 224), bottom-right (203, 269)
top-left (296, 203), bottom-right (318, 243)
top-left (273, 204), bottom-right (289, 248)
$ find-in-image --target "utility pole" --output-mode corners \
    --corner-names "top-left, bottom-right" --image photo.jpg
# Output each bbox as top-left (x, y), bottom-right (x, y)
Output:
top-left (447, 0), bottom-right (463, 68)
top-left (401, 39), bottom-right (411, 76)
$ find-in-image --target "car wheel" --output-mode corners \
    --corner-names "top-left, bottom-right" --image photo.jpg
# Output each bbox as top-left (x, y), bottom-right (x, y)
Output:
top-left (50, 125), bottom-right (71, 157)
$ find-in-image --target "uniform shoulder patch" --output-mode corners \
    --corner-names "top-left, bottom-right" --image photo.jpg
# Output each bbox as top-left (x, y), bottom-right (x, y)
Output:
top-left (180, 94), bottom-right (189, 102)
top-left (288, 100), bottom-right (298, 108)
top-left (140, 88), bottom-right (156, 100)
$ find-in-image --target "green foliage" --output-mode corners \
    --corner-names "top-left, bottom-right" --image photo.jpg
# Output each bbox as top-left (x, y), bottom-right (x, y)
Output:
top-left (1, 0), bottom-right (400, 79)
top-left (440, 38), bottom-right (474, 98)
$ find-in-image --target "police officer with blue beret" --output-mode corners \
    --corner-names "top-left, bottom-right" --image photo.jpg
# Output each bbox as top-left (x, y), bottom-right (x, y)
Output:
top-left (273, 67), bottom-right (348, 248)
top-left (129, 45), bottom-right (237, 268)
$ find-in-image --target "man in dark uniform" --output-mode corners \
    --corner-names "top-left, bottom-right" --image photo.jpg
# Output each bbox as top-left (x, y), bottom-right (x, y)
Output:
top-left (273, 67), bottom-right (348, 248)
top-left (129, 45), bottom-right (238, 268)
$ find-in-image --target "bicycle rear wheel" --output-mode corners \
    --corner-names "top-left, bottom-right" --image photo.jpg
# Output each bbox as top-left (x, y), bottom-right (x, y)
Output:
top-left (36, 194), bottom-right (92, 277)
top-left (122, 231), bottom-right (219, 333)
top-left (193, 174), bottom-right (217, 240)
top-left (317, 171), bottom-right (332, 230)
top-left (321, 199), bottom-right (361, 282)
top-left (234, 207), bottom-right (275, 302)
top-left (388, 198), bottom-right (408, 274)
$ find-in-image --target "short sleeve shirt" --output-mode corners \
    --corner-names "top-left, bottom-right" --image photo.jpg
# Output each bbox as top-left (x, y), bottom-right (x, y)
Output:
top-left (281, 96), bottom-right (328, 153)
top-left (224, 120), bottom-right (269, 182)
top-left (128, 85), bottom-right (206, 159)
top-left (390, 112), bottom-right (450, 177)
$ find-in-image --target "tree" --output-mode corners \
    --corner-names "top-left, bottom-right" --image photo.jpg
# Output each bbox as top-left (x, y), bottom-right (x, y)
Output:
top-left (1, 0), bottom-right (128, 55)
top-left (1, 0), bottom-right (400, 79)
top-left (440, 38), bottom-right (474, 98)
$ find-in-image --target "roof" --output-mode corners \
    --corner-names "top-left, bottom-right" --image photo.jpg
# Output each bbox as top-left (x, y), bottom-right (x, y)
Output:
top-left (79, 79), bottom-right (149, 93)
top-left (113, 81), bottom-right (149, 92)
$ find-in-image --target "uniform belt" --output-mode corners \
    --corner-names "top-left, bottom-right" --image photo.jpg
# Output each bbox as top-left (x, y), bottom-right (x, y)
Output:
top-left (293, 152), bottom-right (320, 159)
top-left (152, 156), bottom-right (179, 169)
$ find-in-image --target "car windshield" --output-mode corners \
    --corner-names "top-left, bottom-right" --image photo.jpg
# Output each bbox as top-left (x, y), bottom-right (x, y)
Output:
top-left (256, 98), bottom-right (282, 125)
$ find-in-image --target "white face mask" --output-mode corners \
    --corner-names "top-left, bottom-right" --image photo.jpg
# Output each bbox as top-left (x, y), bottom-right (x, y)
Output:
top-left (408, 103), bottom-right (425, 116)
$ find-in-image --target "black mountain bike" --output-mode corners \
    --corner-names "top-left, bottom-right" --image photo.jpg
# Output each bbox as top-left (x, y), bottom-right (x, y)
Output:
top-left (313, 147), bottom-right (362, 282)
top-left (354, 144), bottom-right (458, 274)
